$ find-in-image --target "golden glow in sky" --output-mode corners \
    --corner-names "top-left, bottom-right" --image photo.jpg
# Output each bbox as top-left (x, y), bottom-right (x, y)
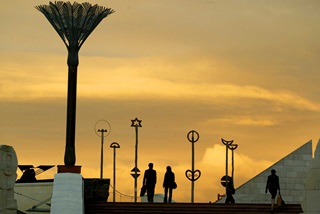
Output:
top-left (1, 0), bottom-right (320, 202)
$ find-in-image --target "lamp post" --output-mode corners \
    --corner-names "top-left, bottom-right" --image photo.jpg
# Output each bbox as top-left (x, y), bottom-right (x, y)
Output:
top-left (36, 2), bottom-right (114, 167)
top-left (185, 130), bottom-right (201, 203)
top-left (130, 118), bottom-right (142, 203)
top-left (110, 142), bottom-right (120, 202)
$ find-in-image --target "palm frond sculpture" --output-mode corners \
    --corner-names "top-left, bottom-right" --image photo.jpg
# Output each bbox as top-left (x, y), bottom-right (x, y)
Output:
top-left (36, 1), bottom-right (114, 166)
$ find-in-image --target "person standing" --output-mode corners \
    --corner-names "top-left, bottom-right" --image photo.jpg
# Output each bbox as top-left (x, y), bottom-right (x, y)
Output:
top-left (265, 169), bottom-right (280, 211)
top-left (163, 166), bottom-right (175, 203)
top-left (143, 163), bottom-right (157, 202)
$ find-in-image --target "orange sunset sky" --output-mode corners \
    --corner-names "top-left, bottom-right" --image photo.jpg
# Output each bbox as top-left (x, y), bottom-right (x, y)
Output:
top-left (1, 0), bottom-right (320, 202)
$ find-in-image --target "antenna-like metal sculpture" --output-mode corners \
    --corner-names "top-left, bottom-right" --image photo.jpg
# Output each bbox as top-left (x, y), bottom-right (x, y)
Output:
top-left (221, 138), bottom-right (238, 194)
top-left (36, 2), bottom-right (114, 166)
top-left (185, 130), bottom-right (201, 203)
top-left (110, 142), bottom-right (120, 202)
top-left (95, 120), bottom-right (111, 179)
top-left (130, 118), bottom-right (142, 203)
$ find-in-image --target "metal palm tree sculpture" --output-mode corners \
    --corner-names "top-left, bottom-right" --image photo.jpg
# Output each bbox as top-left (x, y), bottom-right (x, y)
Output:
top-left (36, 1), bottom-right (114, 166)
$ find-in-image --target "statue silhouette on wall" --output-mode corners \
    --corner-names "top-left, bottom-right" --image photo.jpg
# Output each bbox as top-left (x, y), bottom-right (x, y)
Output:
top-left (0, 145), bottom-right (18, 214)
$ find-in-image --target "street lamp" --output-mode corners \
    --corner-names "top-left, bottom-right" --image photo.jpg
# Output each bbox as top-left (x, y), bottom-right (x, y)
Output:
top-left (110, 142), bottom-right (120, 202)
top-left (130, 117), bottom-right (142, 203)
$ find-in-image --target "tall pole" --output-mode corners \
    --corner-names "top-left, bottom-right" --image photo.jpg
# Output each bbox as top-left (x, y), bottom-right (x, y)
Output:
top-left (36, 2), bottom-right (114, 167)
top-left (185, 130), bottom-right (201, 203)
top-left (221, 139), bottom-right (234, 194)
top-left (95, 120), bottom-right (111, 179)
top-left (131, 118), bottom-right (142, 203)
top-left (226, 141), bottom-right (228, 192)
top-left (110, 142), bottom-right (120, 202)
top-left (135, 126), bottom-right (138, 201)
top-left (231, 149), bottom-right (234, 179)
top-left (98, 129), bottom-right (107, 179)
top-left (191, 134), bottom-right (195, 202)
top-left (229, 144), bottom-right (238, 186)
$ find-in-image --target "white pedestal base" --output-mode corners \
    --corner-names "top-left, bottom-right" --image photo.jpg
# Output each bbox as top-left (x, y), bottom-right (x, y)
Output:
top-left (50, 173), bottom-right (83, 214)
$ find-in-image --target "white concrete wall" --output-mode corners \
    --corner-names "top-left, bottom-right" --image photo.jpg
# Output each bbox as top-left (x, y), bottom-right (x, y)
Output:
top-left (15, 182), bottom-right (53, 213)
top-left (301, 139), bottom-right (320, 214)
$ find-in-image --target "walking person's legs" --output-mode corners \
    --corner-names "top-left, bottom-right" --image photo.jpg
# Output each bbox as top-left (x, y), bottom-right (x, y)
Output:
top-left (164, 187), bottom-right (168, 203)
top-left (270, 189), bottom-right (277, 211)
top-left (168, 188), bottom-right (173, 203)
top-left (150, 187), bottom-right (155, 202)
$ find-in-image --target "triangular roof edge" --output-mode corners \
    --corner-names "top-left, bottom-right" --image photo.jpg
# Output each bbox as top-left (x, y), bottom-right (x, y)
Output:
top-left (235, 140), bottom-right (312, 189)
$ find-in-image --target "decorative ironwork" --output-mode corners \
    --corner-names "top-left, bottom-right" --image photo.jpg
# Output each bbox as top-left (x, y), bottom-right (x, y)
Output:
top-left (94, 120), bottom-right (112, 179)
top-left (110, 142), bottom-right (120, 202)
top-left (185, 130), bottom-right (201, 203)
top-left (94, 120), bottom-right (111, 137)
top-left (221, 138), bottom-right (238, 194)
top-left (16, 165), bottom-right (55, 183)
top-left (36, 1), bottom-right (114, 166)
top-left (131, 118), bottom-right (142, 128)
top-left (131, 117), bottom-right (142, 202)
top-left (185, 169), bottom-right (201, 181)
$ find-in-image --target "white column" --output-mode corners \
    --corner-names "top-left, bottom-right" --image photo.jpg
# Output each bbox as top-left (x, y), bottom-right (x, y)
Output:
top-left (50, 173), bottom-right (83, 214)
top-left (301, 140), bottom-right (320, 214)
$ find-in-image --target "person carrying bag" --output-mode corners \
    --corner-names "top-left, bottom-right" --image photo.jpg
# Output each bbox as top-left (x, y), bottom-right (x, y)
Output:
top-left (163, 166), bottom-right (176, 203)
top-left (265, 169), bottom-right (280, 211)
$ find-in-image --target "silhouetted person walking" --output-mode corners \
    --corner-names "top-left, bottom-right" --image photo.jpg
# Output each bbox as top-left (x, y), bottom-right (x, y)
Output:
top-left (143, 163), bottom-right (157, 202)
top-left (163, 166), bottom-right (175, 203)
top-left (265, 169), bottom-right (280, 211)
top-left (225, 178), bottom-right (235, 204)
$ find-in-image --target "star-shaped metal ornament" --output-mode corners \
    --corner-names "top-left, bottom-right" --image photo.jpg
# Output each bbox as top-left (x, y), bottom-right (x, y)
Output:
top-left (131, 118), bottom-right (142, 127)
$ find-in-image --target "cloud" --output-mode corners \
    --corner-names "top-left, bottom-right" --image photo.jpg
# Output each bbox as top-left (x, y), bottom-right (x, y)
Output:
top-left (205, 117), bottom-right (275, 127)
top-left (1, 52), bottom-right (318, 113)
top-left (201, 144), bottom-right (273, 187)
top-left (201, 144), bottom-right (273, 180)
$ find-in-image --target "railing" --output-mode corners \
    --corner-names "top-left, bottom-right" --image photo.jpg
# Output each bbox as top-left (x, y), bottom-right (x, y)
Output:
top-left (108, 184), bottom-right (136, 202)
top-left (15, 181), bottom-right (141, 209)
top-left (14, 191), bottom-right (51, 212)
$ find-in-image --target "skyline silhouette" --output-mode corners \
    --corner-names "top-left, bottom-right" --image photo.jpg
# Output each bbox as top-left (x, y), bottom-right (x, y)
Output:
top-left (1, 0), bottom-right (320, 202)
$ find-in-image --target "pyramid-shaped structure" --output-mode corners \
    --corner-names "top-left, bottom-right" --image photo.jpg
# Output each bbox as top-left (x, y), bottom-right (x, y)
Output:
top-left (217, 140), bottom-right (313, 204)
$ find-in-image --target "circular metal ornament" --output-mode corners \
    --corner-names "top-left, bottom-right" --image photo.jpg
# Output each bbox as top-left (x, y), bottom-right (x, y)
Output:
top-left (187, 130), bottom-right (199, 143)
top-left (221, 175), bottom-right (233, 187)
top-left (94, 119), bottom-right (111, 137)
